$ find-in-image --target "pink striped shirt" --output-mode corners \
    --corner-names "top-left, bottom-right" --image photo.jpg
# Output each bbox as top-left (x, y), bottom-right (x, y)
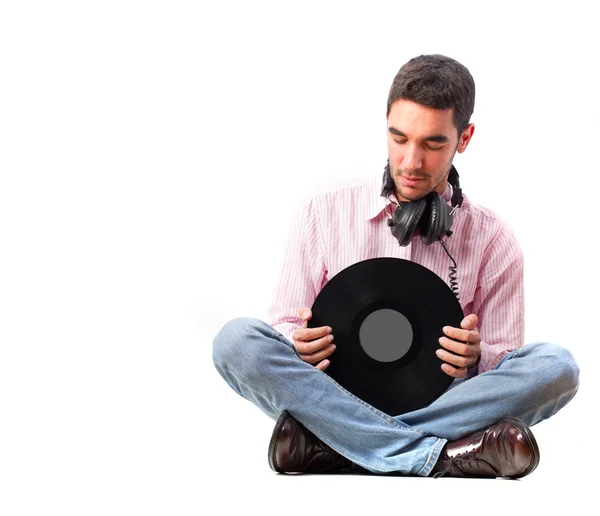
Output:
top-left (266, 172), bottom-right (524, 374)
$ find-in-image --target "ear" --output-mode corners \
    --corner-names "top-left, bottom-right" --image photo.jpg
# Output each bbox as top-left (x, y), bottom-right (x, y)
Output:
top-left (457, 124), bottom-right (475, 153)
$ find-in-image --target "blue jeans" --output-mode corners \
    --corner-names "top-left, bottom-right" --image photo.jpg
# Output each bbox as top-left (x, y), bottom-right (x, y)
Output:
top-left (212, 317), bottom-right (580, 477)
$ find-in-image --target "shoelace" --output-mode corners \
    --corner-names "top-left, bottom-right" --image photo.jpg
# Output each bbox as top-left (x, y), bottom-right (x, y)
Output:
top-left (432, 449), bottom-right (479, 479)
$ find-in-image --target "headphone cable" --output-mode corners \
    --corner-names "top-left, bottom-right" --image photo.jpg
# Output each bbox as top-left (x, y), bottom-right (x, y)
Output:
top-left (437, 237), bottom-right (460, 302)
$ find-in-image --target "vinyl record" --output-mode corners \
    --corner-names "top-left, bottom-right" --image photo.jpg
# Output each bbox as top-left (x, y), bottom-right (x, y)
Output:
top-left (308, 258), bottom-right (464, 416)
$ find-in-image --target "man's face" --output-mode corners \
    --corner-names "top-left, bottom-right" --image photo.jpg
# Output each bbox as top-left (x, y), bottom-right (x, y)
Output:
top-left (386, 99), bottom-right (474, 202)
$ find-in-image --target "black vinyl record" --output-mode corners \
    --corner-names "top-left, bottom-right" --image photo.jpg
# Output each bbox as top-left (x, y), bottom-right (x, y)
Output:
top-left (308, 258), bottom-right (464, 416)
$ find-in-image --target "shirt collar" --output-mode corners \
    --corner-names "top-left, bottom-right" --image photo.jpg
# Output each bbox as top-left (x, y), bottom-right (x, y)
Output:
top-left (365, 173), bottom-right (454, 221)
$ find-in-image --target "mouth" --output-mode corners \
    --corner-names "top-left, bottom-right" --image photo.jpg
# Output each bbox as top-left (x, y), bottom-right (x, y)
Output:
top-left (400, 175), bottom-right (426, 187)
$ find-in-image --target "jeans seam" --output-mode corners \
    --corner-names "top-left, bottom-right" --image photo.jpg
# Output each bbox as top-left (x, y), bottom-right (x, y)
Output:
top-left (323, 374), bottom-right (428, 435)
top-left (271, 330), bottom-right (302, 359)
top-left (417, 437), bottom-right (447, 476)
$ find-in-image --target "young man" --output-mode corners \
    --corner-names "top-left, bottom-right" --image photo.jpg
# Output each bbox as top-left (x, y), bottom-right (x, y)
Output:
top-left (212, 54), bottom-right (580, 478)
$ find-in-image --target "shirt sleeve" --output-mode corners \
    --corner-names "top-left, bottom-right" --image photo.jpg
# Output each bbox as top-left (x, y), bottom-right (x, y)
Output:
top-left (470, 222), bottom-right (525, 374)
top-left (266, 197), bottom-right (328, 343)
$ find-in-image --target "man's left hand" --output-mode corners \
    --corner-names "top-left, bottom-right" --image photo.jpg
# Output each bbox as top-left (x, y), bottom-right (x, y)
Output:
top-left (436, 314), bottom-right (481, 378)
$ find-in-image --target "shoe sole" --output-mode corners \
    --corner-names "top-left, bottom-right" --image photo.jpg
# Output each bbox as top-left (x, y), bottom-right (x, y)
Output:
top-left (268, 410), bottom-right (291, 473)
top-left (501, 417), bottom-right (541, 478)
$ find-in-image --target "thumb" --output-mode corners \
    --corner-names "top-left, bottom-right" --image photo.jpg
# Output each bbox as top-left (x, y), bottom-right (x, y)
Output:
top-left (298, 307), bottom-right (312, 328)
top-left (461, 314), bottom-right (478, 330)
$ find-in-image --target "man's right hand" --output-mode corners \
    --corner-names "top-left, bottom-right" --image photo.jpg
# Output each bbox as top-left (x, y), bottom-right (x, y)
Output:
top-left (292, 307), bottom-right (336, 372)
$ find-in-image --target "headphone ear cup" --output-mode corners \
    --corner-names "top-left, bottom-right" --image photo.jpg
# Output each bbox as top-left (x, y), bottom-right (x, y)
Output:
top-left (420, 193), bottom-right (452, 245)
top-left (391, 198), bottom-right (427, 246)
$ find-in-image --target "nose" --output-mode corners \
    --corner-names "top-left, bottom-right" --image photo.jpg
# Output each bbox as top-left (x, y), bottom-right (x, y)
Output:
top-left (401, 144), bottom-right (422, 172)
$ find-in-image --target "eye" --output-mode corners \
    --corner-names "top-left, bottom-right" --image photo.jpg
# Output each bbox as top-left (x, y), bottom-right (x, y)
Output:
top-left (393, 139), bottom-right (407, 145)
top-left (425, 144), bottom-right (444, 151)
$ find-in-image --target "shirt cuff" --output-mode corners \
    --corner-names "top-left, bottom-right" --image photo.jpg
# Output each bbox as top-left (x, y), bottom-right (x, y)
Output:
top-left (270, 322), bottom-right (299, 344)
top-left (478, 341), bottom-right (512, 374)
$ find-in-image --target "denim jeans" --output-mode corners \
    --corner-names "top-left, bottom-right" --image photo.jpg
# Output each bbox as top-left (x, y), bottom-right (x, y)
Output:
top-left (212, 317), bottom-right (580, 477)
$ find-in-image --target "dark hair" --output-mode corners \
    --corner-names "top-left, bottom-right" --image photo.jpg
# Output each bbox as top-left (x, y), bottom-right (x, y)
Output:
top-left (386, 54), bottom-right (475, 134)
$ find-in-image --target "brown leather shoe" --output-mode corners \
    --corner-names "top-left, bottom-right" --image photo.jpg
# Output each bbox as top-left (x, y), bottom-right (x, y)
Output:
top-left (433, 417), bottom-right (540, 479)
top-left (268, 410), bottom-right (352, 473)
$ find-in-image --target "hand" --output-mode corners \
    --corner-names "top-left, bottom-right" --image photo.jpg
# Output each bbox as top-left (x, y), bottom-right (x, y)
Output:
top-left (292, 307), bottom-right (336, 372)
top-left (436, 314), bottom-right (481, 379)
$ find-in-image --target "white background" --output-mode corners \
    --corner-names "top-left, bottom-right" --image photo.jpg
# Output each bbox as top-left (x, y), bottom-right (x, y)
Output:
top-left (1, 1), bottom-right (598, 514)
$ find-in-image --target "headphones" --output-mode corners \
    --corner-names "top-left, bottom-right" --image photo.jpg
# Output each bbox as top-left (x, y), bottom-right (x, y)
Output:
top-left (381, 161), bottom-right (464, 247)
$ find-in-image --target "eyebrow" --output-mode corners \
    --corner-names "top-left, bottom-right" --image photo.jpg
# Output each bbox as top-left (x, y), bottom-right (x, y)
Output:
top-left (388, 127), bottom-right (449, 144)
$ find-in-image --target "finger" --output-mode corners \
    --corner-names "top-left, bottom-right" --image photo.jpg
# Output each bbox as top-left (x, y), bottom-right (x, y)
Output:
top-left (441, 362), bottom-right (467, 379)
top-left (300, 343), bottom-right (336, 365)
top-left (442, 325), bottom-right (476, 343)
top-left (436, 347), bottom-right (470, 368)
top-left (460, 314), bottom-right (478, 330)
top-left (296, 333), bottom-right (335, 356)
top-left (439, 336), bottom-right (471, 357)
top-left (315, 359), bottom-right (330, 372)
top-left (293, 325), bottom-right (332, 344)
